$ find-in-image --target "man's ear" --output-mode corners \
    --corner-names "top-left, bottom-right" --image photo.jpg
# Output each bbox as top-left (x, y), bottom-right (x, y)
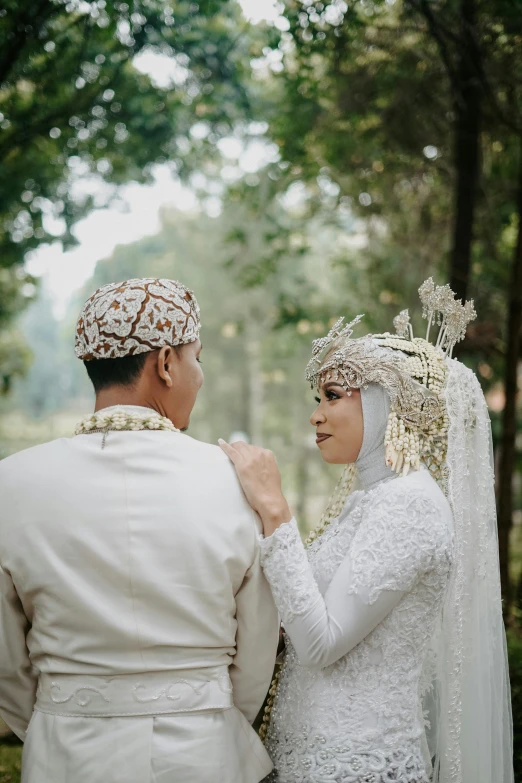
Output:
top-left (156, 345), bottom-right (176, 388)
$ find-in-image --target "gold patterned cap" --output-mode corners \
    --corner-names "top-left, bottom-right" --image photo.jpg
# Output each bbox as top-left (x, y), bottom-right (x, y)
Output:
top-left (75, 278), bottom-right (201, 360)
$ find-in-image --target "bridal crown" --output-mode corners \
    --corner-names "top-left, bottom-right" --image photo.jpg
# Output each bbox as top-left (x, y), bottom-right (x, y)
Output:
top-left (306, 278), bottom-right (477, 481)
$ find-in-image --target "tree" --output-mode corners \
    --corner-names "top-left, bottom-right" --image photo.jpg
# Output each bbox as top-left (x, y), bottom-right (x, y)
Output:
top-left (0, 0), bottom-right (257, 383)
top-left (401, 0), bottom-right (484, 303)
top-left (497, 144), bottom-right (522, 610)
top-left (238, 0), bottom-right (457, 309)
top-left (246, 0), bottom-right (521, 304)
top-left (226, 0), bottom-right (522, 605)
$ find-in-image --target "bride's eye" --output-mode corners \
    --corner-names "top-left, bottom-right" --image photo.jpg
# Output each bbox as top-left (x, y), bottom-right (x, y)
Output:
top-left (314, 396), bottom-right (321, 404)
top-left (325, 390), bottom-right (340, 401)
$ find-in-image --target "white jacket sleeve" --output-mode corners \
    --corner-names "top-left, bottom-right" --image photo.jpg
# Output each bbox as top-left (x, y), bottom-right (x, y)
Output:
top-left (259, 495), bottom-right (450, 672)
top-left (0, 564), bottom-right (37, 740)
top-left (229, 525), bottom-right (279, 723)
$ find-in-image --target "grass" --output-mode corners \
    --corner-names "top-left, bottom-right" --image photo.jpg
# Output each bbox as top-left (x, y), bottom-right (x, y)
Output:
top-left (0, 739), bottom-right (22, 783)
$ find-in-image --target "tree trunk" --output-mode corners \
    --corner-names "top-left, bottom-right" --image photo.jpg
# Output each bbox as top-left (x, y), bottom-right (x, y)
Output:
top-left (497, 140), bottom-right (522, 615)
top-left (239, 339), bottom-right (251, 436)
top-left (246, 332), bottom-right (264, 446)
top-left (295, 441), bottom-right (310, 532)
top-left (448, 0), bottom-right (482, 303)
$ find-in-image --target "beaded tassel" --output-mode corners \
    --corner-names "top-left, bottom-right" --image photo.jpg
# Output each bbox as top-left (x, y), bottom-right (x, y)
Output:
top-left (385, 411), bottom-right (421, 477)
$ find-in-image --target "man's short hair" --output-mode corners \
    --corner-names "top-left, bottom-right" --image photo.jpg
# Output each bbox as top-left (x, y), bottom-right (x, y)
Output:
top-left (83, 354), bottom-right (149, 393)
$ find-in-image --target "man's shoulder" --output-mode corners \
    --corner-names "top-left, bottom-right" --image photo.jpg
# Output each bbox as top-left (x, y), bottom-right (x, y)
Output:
top-left (0, 440), bottom-right (73, 510)
top-left (172, 432), bottom-right (226, 458)
top-left (0, 438), bottom-right (67, 477)
top-left (162, 432), bottom-right (237, 471)
top-left (158, 431), bottom-right (248, 489)
top-left (161, 433), bottom-right (261, 533)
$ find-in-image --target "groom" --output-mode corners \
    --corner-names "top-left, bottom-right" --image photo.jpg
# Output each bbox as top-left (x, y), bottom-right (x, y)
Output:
top-left (0, 278), bottom-right (278, 783)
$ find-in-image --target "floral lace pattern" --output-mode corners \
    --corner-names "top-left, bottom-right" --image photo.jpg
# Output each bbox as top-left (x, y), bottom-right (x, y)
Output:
top-left (260, 520), bottom-right (321, 625)
top-left (260, 471), bottom-right (453, 783)
top-left (264, 732), bottom-right (430, 783)
top-left (346, 490), bottom-right (452, 605)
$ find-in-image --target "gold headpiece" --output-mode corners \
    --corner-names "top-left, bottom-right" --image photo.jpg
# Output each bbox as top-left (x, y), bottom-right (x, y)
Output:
top-left (418, 277), bottom-right (477, 356)
top-left (306, 278), bottom-right (477, 480)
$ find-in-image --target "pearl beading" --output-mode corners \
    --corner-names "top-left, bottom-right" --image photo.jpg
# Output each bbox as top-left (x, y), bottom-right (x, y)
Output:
top-left (374, 334), bottom-right (449, 483)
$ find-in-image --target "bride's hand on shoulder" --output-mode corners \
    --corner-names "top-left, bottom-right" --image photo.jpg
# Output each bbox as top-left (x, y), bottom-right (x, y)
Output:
top-left (218, 439), bottom-right (292, 536)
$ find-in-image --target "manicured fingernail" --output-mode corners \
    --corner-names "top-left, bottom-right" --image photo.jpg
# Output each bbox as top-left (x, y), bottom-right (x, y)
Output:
top-left (218, 438), bottom-right (225, 446)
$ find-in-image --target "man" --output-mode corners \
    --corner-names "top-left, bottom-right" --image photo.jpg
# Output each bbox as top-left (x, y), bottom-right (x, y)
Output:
top-left (0, 278), bottom-right (278, 783)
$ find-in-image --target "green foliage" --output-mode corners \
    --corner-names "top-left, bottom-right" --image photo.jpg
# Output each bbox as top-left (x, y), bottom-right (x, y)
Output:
top-left (0, 0), bottom-right (253, 260)
top-left (507, 630), bottom-right (522, 780)
top-left (0, 328), bottom-right (31, 394)
top-left (10, 292), bottom-right (71, 412)
top-left (0, 267), bottom-right (35, 329)
top-left (209, 0), bottom-right (522, 396)
top-left (0, 0), bottom-right (262, 383)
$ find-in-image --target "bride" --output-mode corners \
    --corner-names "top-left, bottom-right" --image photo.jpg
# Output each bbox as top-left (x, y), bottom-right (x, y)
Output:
top-left (220, 279), bottom-right (513, 783)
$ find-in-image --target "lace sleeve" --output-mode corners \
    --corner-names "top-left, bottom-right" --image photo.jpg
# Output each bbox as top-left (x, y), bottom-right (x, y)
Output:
top-left (259, 520), bottom-right (321, 626)
top-left (259, 518), bottom-right (409, 670)
top-left (348, 487), bottom-right (452, 605)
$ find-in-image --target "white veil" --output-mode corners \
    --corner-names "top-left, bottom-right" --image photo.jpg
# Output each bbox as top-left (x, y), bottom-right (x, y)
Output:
top-left (423, 358), bottom-right (513, 782)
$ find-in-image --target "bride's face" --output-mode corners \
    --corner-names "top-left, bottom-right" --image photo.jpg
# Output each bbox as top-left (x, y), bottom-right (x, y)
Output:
top-left (310, 382), bottom-right (364, 464)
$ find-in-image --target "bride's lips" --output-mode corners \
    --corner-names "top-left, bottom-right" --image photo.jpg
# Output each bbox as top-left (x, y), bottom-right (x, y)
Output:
top-left (316, 433), bottom-right (332, 445)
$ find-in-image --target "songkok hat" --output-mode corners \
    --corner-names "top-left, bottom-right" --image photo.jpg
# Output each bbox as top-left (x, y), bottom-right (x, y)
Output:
top-left (75, 278), bottom-right (200, 361)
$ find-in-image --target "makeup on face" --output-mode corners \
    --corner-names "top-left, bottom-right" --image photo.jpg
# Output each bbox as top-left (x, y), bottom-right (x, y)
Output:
top-left (310, 383), bottom-right (364, 464)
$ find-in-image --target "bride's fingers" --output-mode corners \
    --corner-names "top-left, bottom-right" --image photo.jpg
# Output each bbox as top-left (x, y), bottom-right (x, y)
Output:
top-left (218, 439), bottom-right (244, 465)
top-left (219, 440), bottom-right (279, 482)
top-left (229, 440), bottom-right (251, 452)
top-left (223, 441), bottom-right (256, 462)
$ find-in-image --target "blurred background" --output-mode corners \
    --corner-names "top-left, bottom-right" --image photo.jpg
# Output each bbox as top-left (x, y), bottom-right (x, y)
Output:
top-left (1, 0), bottom-right (522, 779)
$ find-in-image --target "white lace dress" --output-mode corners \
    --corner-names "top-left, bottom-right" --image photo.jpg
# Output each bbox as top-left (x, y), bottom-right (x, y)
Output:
top-left (259, 469), bottom-right (453, 783)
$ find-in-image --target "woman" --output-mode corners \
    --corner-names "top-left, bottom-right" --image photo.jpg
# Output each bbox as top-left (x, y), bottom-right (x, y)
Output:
top-left (220, 279), bottom-right (513, 783)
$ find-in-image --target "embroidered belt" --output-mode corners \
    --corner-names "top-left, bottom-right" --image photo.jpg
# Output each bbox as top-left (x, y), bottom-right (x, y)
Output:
top-left (35, 665), bottom-right (234, 718)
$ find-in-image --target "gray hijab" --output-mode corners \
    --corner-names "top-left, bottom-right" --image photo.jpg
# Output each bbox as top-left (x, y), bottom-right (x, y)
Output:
top-left (356, 383), bottom-right (396, 491)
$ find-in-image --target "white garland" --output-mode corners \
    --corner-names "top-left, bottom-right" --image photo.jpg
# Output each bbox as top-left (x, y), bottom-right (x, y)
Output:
top-left (75, 408), bottom-right (179, 442)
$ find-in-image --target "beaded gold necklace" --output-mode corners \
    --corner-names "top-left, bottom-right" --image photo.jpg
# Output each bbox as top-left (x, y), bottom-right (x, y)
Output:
top-left (303, 463), bottom-right (357, 547)
top-left (75, 407), bottom-right (179, 448)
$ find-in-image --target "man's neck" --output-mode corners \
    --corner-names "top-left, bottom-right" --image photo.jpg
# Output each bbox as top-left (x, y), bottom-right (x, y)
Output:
top-left (94, 389), bottom-right (157, 414)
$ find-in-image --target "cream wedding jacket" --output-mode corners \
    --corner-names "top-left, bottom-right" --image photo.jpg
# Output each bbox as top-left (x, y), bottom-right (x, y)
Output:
top-left (0, 425), bottom-right (278, 783)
